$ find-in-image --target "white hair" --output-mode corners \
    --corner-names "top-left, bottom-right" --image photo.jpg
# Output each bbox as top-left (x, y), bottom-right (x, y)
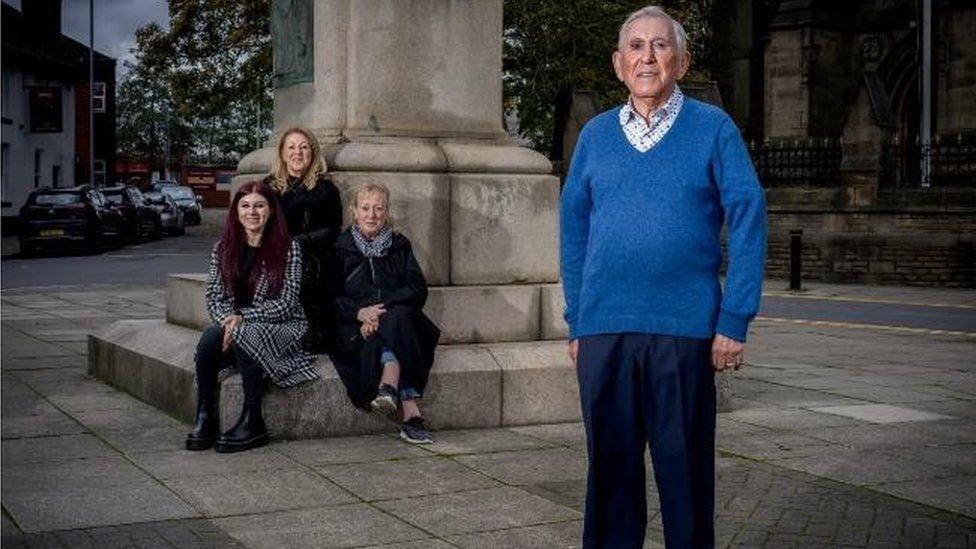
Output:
top-left (617, 5), bottom-right (688, 56)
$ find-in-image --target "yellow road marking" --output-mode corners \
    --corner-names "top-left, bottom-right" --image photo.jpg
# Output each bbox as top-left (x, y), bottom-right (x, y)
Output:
top-left (761, 292), bottom-right (976, 310)
top-left (755, 316), bottom-right (976, 339)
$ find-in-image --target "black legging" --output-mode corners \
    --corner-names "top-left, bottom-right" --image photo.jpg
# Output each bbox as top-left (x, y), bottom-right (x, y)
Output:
top-left (195, 325), bottom-right (265, 407)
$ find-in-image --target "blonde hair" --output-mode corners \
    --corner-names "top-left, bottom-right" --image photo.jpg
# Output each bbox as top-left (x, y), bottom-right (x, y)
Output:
top-left (269, 126), bottom-right (327, 193)
top-left (348, 182), bottom-right (392, 227)
top-left (350, 182), bottom-right (391, 210)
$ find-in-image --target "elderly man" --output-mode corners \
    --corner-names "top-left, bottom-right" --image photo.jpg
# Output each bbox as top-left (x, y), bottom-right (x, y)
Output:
top-left (560, 5), bottom-right (767, 548)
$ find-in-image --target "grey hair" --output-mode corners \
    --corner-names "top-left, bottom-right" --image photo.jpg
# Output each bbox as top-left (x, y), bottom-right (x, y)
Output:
top-left (617, 6), bottom-right (688, 56)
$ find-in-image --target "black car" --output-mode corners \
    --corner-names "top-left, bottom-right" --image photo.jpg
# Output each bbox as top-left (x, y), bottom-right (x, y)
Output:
top-left (161, 185), bottom-right (202, 225)
top-left (102, 185), bottom-right (162, 242)
top-left (144, 191), bottom-right (185, 236)
top-left (18, 186), bottom-right (125, 256)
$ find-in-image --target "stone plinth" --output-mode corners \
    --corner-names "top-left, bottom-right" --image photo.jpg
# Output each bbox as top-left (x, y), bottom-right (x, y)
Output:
top-left (89, 320), bottom-right (581, 438)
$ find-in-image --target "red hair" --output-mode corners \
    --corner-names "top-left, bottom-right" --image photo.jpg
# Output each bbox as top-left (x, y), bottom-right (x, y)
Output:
top-left (217, 181), bottom-right (291, 299)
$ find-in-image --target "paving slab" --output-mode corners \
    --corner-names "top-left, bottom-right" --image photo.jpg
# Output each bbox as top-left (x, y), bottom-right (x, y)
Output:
top-left (508, 422), bottom-right (587, 449)
top-left (163, 467), bottom-right (356, 517)
top-left (420, 427), bottom-right (555, 456)
top-left (375, 486), bottom-right (580, 537)
top-left (717, 431), bottom-right (843, 461)
top-left (97, 425), bottom-right (192, 454)
top-left (131, 446), bottom-right (298, 480)
top-left (447, 520), bottom-right (583, 548)
top-left (1, 434), bottom-right (116, 464)
top-left (1, 412), bottom-right (88, 439)
top-left (810, 403), bottom-right (957, 423)
top-left (773, 448), bottom-right (956, 486)
top-left (0, 355), bottom-right (83, 371)
top-left (874, 476), bottom-right (976, 519)
top-left (726, 407), bottom-right (864, 430)
top-left (2, 482), bottom-right (200, 533)
top-left (1, 518), bottom-right (245, 548)
top-left (319, 456), bottom-right (499, 501)
top-left (274, 434), bottom-right (428, 466)
top-left (455, 447), bottom-right (587, 486)
top-left (213, 503), bottom-right (428, 548)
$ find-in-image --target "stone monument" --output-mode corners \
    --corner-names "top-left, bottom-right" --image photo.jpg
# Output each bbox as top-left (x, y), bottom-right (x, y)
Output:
top-left (89, 0), bottom-right (583, 437)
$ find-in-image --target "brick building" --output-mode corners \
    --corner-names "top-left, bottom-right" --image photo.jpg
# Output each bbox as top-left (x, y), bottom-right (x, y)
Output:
top-left (712, 0), bottom-right (975, 286)
top-left (0, 0), bottom-right (116, 225)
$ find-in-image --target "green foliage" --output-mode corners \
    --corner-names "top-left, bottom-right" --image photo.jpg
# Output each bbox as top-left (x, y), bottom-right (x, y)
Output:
top-left (503, 0), bottom-right (717, 154)
top-left (118, 0), bottom-right (272, 164)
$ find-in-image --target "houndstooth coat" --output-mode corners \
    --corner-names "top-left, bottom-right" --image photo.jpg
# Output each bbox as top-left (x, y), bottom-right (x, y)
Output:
top-left (205, 239), bottom-right (319, 387)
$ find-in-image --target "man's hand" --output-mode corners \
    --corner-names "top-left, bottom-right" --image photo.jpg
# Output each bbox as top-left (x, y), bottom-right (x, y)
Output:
top-left (711, 334), bottom-right (744, 372)
top-left (220, 314), bottom-right (243, 352)
top-left (567, 339), bottom-right (579, 366)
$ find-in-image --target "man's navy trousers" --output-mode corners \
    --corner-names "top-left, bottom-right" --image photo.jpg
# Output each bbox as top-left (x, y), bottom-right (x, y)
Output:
top-left (577, 333), bottom-right (716, 549)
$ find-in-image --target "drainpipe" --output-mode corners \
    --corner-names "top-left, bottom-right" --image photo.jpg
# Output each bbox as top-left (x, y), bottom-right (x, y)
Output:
top-left (920, 0), bottom-right (932, 188)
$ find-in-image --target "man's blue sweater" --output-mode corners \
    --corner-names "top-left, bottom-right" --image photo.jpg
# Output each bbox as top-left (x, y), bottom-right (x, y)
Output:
top-left (560, 98), bottom-right (767, 342)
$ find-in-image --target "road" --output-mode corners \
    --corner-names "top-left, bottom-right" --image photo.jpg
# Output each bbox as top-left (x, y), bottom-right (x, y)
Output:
top-left (2, 216), bottom-right (974, 334)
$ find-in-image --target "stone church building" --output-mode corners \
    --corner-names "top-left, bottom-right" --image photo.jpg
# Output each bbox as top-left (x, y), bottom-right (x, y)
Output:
top-left (709, 0), bottom-right (974, 286)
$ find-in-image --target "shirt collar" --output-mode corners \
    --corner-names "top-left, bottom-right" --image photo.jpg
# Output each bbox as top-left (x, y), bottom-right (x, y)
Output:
top-left (619, 85), bottom-right (684, 125)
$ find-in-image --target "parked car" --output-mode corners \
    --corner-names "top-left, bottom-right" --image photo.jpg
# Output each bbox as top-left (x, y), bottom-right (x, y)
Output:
top-left (144, 191), bottom-right (185, 236)
top-left (149, 180), bottom-right (180, 192)
top-left (101, 185), bottom-right (162, 242)
top-left (18, 185), bottom-right (125, 256)
top-left (160, 185), bottom-right (202, 225)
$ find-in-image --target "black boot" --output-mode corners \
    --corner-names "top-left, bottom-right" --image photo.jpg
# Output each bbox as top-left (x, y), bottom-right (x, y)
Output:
top-left (214, 404), bottom-right (268, 453)
top-left (185, 400), bottom-right (219, 451)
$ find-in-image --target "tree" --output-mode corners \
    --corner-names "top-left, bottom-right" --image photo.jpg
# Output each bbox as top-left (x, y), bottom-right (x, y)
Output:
top-left (116, 58), bottom-right (192, 168)
top-left (503, 0), bottom-right (718, 156)
top-left (118, 0), bottom-right (272, 164)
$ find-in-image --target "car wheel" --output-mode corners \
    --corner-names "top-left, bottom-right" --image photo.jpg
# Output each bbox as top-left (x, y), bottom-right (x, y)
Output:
top-left (85, 231), bottom-right (100, 254)
top-left (152, 220), bottom-right (163, 240)
top-left (175, 222), bottom-right (186, 236)
top-left (19, 242), bottom-right (35, 258)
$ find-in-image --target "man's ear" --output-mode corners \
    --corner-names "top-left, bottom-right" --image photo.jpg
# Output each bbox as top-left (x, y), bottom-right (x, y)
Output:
top-left (677, 50), bottom-right (691, 80)
top-left (611, 50), bottom-right (624, 82)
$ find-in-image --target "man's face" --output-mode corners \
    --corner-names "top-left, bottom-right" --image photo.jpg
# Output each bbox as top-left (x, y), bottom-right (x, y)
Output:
top-left (612, 16), bottom-right (689, 106)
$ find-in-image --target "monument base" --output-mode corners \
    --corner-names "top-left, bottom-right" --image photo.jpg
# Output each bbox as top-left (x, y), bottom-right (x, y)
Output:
top-left (88, 319), bottom-right (583, 438)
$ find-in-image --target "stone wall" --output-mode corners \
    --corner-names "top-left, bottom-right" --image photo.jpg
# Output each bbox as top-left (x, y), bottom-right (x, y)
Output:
top-left (938, 8), bottom-right (976, 132)
top-left (763, 211), bottom-right (975, 287)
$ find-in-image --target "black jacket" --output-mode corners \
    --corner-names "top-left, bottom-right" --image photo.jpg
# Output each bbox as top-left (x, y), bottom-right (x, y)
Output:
top-left (331, 228), bottom-right (440, 408)
top-left (334, 229), bottom-right (428, 327)
top-left (270, 175), bottom-right (342, 268)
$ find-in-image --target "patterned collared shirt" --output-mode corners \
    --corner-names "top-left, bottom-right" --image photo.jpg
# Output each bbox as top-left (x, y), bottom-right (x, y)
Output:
top-left (618, 86), bottom-right (684, 153)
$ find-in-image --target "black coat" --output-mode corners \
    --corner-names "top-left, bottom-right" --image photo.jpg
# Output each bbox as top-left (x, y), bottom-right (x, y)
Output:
top-left (268, 174), bottom-right (343, 352)
top-left (331, 229), bottom-right (440, 409)
top-left (272, 175), bottom-right (342, 275)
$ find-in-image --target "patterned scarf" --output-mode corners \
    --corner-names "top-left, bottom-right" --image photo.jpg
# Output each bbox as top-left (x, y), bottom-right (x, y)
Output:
top-left (351, 224), bottom-right (393, 258)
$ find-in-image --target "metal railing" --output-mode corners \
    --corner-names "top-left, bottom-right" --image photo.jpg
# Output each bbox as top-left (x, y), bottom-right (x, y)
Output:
top-left (882, 133), bottom-right (976, 188)
top-left (749, 138), bottom-right (842, 187)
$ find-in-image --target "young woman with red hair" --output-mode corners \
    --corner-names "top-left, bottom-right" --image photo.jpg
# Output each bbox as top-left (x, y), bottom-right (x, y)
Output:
top-left (186, 181), bottom-right (318, 453)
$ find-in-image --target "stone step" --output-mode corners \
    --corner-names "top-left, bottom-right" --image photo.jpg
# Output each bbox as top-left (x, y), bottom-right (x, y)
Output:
top-left (88, 319), bottom-right (581, 439)
top-left (166, 273), bottom-right (570, 344)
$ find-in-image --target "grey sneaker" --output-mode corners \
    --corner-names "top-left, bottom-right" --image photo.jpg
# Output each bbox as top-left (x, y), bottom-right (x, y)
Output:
top-left (400, 416), bottom-right (432, 444)
top-left (370, 384), bottom-right (399, 417)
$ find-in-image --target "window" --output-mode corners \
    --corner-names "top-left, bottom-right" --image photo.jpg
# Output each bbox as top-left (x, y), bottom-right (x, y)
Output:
top-left (34, 149), bottom-right (43, 188)
top-left (52, 165), bottom-right (61, 187)
top-left (92, 82), bottom-right (106, 113)
top-left (93, 159), bottom-right (106, 186)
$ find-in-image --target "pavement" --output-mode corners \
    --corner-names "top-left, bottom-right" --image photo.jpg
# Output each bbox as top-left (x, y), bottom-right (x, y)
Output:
top-left (2, 222), bottom-right (975, 547)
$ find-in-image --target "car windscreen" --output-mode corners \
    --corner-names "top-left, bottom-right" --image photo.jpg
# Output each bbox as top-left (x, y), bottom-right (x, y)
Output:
top-left (33, 193), bottom-right (83, 206)
top-left (162, 187), bottom-right (195, 199)
top-left (144, 193), bottom-right (165, 204)
top-left (102, 192), bottom-right (124, 204)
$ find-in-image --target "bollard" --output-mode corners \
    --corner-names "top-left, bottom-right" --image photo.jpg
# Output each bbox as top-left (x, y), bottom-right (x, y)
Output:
top-left (789, 229), bottom-right (803, 291)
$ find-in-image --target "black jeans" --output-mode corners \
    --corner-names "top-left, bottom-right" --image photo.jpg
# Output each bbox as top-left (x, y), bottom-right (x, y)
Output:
top-left (195, 325), bottom-right (265, 408)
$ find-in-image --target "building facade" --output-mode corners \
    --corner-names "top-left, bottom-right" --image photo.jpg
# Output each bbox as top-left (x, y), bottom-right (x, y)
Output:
top-left (712, 0), bottom-right (975, 286)
top-left (1, 0), bottom-right (116, 225)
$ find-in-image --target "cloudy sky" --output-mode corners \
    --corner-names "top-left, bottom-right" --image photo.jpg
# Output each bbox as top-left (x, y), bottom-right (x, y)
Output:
top-left (6, 0), bottom-right (170, 74)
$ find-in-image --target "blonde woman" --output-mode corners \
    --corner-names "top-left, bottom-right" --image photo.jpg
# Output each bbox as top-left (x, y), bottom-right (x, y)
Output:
top-left (331, 183), bottom-right (440, 444)
top-left (264, 127), bottom-right (342, 353)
